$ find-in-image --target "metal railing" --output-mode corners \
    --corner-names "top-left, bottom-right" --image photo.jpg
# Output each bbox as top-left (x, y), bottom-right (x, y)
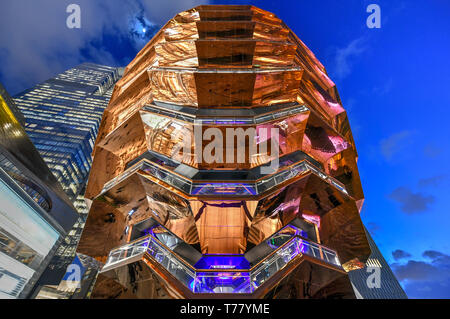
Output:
top-left (101, 158), bottom-right (348, 197)
top-left (102, 226), bottom-right (341, 294)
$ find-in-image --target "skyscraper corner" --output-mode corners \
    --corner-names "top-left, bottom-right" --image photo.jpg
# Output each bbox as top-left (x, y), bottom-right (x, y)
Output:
top-left (12, 63), bottom-right (121, 298)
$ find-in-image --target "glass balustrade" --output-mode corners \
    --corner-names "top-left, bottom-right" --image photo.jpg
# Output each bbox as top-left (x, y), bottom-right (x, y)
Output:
top-left (102, 225), bottom-right (341, 294)
top-left (102, 158), bottom-right (348, 198)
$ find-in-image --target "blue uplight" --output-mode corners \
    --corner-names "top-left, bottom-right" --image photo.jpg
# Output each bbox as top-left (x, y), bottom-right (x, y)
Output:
top-left (194, 255), bottom-right (250, 270)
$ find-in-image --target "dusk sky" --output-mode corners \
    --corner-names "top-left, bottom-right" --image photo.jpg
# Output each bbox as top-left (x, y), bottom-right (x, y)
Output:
top-left (0, 0), bottom-right (449, 298)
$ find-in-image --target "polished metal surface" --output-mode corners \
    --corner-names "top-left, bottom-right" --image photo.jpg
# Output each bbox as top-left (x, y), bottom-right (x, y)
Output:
top-left (78, 5), bottom-right (370, 299)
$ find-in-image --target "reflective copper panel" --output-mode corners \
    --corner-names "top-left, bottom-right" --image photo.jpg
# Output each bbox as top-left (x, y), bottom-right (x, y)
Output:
top-left (78, 5), bottom-right (370, 299)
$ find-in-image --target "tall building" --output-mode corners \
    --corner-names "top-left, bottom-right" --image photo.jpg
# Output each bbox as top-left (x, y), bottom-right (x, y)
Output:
top-left (0, 83), bottom-right (78, 298)
top-left (348, 226), bottom-right (408, 299)
top-left (14, 63), bottom-right (120, 201)
top-left (13, 63), bottom-right (121, 296)
top-left (77, 5), bottom-right (372, 299)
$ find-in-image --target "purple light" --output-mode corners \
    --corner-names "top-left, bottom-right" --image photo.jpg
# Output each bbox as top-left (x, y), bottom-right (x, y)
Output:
top-left (194, 255), bottom-right (250, 270)
top-left (192, 183), bottom-right (256, 195)
top-left (193, 272), bottom-right (252, 293)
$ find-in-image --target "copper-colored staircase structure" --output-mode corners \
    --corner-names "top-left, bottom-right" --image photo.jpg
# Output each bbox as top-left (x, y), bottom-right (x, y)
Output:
top-left (77, 5), bottom-right (370, 299)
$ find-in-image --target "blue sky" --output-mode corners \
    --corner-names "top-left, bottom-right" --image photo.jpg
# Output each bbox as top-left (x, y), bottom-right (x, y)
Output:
top-left (0, 0), bottom-right (449, 298)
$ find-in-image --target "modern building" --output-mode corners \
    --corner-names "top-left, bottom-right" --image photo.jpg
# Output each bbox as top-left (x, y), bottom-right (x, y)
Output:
top-left (13, 63), bottom-right (121, 297)
top-left (77, 5), bottom-right (372, 299)
top-left (34, 252), bottom-right (102, 299)
top-left (14, 63), bottom-right (120, 201)
top-left (0, 83), bottom-right (78, 299)
top-left (348, 226), bottom-right (408, 299)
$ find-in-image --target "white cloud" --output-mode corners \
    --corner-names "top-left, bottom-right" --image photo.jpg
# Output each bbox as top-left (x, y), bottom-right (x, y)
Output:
top-left (333, 37), bottom-right (367, 80)
top-left (140, 0), bottom-right (203, 24)
top-left (379, 130), bottom-right (414, 161)
top-left (0, 0), bottom-right (207, 94)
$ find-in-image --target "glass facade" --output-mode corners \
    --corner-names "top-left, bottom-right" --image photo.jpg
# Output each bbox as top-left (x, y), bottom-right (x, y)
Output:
top-left (348, 226), bottom-right (408, 299)
top-left (0, 177), bottom-right (59, 298)
top-left (13, 63), bottom-right (121, 296)
top-left (14, 63), bottom-right (120, 200)
top-left (0, 83), bottom-right (78, 299)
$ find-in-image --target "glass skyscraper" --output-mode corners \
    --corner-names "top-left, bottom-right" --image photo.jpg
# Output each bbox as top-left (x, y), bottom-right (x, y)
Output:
top-left (14, 63), bottom-right (120, 200)
top-left (13, 63), bottom-right (121, 296)
top-left (348, 226), bottom-right (408, 299)
top-left (0, 83), bottom-right (78, 298)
